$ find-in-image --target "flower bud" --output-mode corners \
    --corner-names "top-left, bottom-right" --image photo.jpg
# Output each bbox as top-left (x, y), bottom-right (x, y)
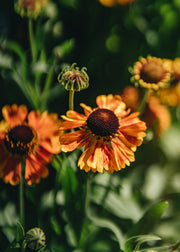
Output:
top-left (25, 227), bottom-right (46, 251)
top-left (58, 63), bottom-right (89, 92)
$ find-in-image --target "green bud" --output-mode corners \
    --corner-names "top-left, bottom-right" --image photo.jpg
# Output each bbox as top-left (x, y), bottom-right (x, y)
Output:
top-left (58, 63), bottom-right (89, 92)
top-left (25, 227), bottom-right (46, 251)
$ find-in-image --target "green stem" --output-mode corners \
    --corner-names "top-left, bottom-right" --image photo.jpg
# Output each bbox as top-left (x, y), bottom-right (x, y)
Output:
top-left (28, 18), bottom-right (37, 63)
top-left (19, 157), bottom-right (26, 227)
top-left (137, 89), bottom-right (149, 114)
top-left (69, 90), bottom-right (75, 110)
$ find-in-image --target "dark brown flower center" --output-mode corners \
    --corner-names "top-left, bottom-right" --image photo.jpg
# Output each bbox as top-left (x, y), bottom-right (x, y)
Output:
top-left (4, 125), bottom-right (38, 156)
top-left (86, 108), bottom-right (119, 136)
top-left (140, 62), bottom-right (165, 83)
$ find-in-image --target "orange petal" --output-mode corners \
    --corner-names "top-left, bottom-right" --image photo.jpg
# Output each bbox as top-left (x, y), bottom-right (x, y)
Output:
top-left (78, 140), bottom-right (97, 171)
top-left (120, 113), bottom-right (147, 138)
top-left (28, 110), bottom-right (60, 138)
top-left (78, 139), bottom-right (111, 173)
top-left (39, 137), bottom-right (61, 154)
top-left (2, 104), bottom-right (28, 127)
top-left (25, 155), bottom-right (49, 185)
top-left (60, 129), bottom-right (89, 152)
top-left (59, 119), bottom-right (85, 130)
top-left (111, 139), bottom-right (135, 170)
top-left (66, 110), bottom-right (87, 120)
top-left (117, 132), bottom-right (143, 148)
top-left (80, 103), bottom-right (93, 116)
top-left (2, 157), bottom-right (21, 185)
top-left (35, 146), bottom-right (52, 163)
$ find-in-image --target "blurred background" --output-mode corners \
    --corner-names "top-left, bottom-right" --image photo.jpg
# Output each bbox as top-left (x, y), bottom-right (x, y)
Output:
top-left (1, 0), bottom-right (180, 111)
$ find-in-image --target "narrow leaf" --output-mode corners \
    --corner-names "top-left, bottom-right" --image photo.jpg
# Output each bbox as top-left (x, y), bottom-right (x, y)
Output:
top-left (124, 234), bottom-right (161, 252)
top-left (16, 221), bottom-right (25, 243)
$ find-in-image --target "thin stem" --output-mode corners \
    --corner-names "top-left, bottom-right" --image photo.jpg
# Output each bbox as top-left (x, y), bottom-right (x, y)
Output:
top-left (137, 88), bottom-right (149, 114)
top-left (28, 18), bottom-right (37, 63)
top-left (69, 90), bottom-right (75, 110)
top-left (19, 156), bottom-right (26, 227)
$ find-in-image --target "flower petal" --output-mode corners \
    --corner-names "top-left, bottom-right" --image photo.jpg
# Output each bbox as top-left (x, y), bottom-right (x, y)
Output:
top-left (78, 139), bottom-right (112, 173)
top-left (25, 154), bottom-right (49, 185)
top-left (119, 112), bottom-right (147, 138)
top-left (2, 104), bottom-right (28, 127)
top-left (66, 110), bottom-right (87, 120)
top-left (60, 118), bottom-right (85, 130)
top-left (28, 110), bottom-right (61, 154)
top-left (60, 129), bottom-right (90, 152)
top-left (111, 139), bottom-right (135, 170)
top-left (80, 103), bottom-right (93, 116)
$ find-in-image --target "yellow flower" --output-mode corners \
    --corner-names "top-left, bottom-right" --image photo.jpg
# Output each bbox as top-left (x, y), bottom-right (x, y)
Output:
top-left (158, 58), bottom-right (180, 106)
top-left (59, 94), bottom-right (146, 173)
top-left (98, 0), bottom-right (117, 7)
top-left (0, 104), bottom-right (61, 185)
top-left (132, 56), bottom-right (171, 90)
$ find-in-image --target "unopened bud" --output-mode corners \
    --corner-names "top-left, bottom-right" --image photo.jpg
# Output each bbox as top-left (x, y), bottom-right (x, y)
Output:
top-left (58, 63), bottom-right (89, 92)
top-left (25, 227), bottom-right (46, 251)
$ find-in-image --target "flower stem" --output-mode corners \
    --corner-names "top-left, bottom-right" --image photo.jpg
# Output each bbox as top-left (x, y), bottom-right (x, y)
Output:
top-left (69, 90), bottom-right (75, 110)
top-left (19, 157), bottom-right (26, 227)
top-left (137, 88), bottom-right (149, 114)
top-left (28, 18), bottom-right (37, 63)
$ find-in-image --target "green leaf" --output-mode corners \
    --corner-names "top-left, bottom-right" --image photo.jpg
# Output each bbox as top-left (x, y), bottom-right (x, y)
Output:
top-left (87, 210), bottom-right (125, 251)
top-left (128, 201), bottom-right (169, 237)
top-left (124, 234), bottom-right (161, 252)
top-left (138, 241), bottom-right (180, 251)
top-left (16, 222), bottom-right (25, 244)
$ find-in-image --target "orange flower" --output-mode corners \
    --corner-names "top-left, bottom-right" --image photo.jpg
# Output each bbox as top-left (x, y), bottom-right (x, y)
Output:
top-left (98, 0), bottom-right (117, 7)
top-left (141, 95), bottom-right (171, 137)
top-left (98, 0), bottom-right (135, 7)
top-left (132, 56), bottom-right (171, 90)
top-left (0, 104), bottom-right (61, 185)
top-left (120, 86), bottom-right (140, 111)
top-left (121, 86), bottom-right (171, 137)
top-left (59, 94), bottom-right (146, 173)
top-left (117, 0), bottom-right (135, 5)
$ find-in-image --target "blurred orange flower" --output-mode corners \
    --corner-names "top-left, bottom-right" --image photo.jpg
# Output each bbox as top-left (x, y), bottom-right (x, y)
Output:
top-left (59, 94), bottom-right (146, 173)
top-left (117, 0), bottom-right (135, 5)
top-left (98, 0), bottom-right (116, 7)
top-left (132, 56), bottom-right (171, 90)
top-left (121, 86), bottom-right (171, 137)
top-left (0, 105), bottom-right (61, 185)
top-left (141, 95), bottom-right (171, 137)
top-left (98, 0), bottom-right (135, 6)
